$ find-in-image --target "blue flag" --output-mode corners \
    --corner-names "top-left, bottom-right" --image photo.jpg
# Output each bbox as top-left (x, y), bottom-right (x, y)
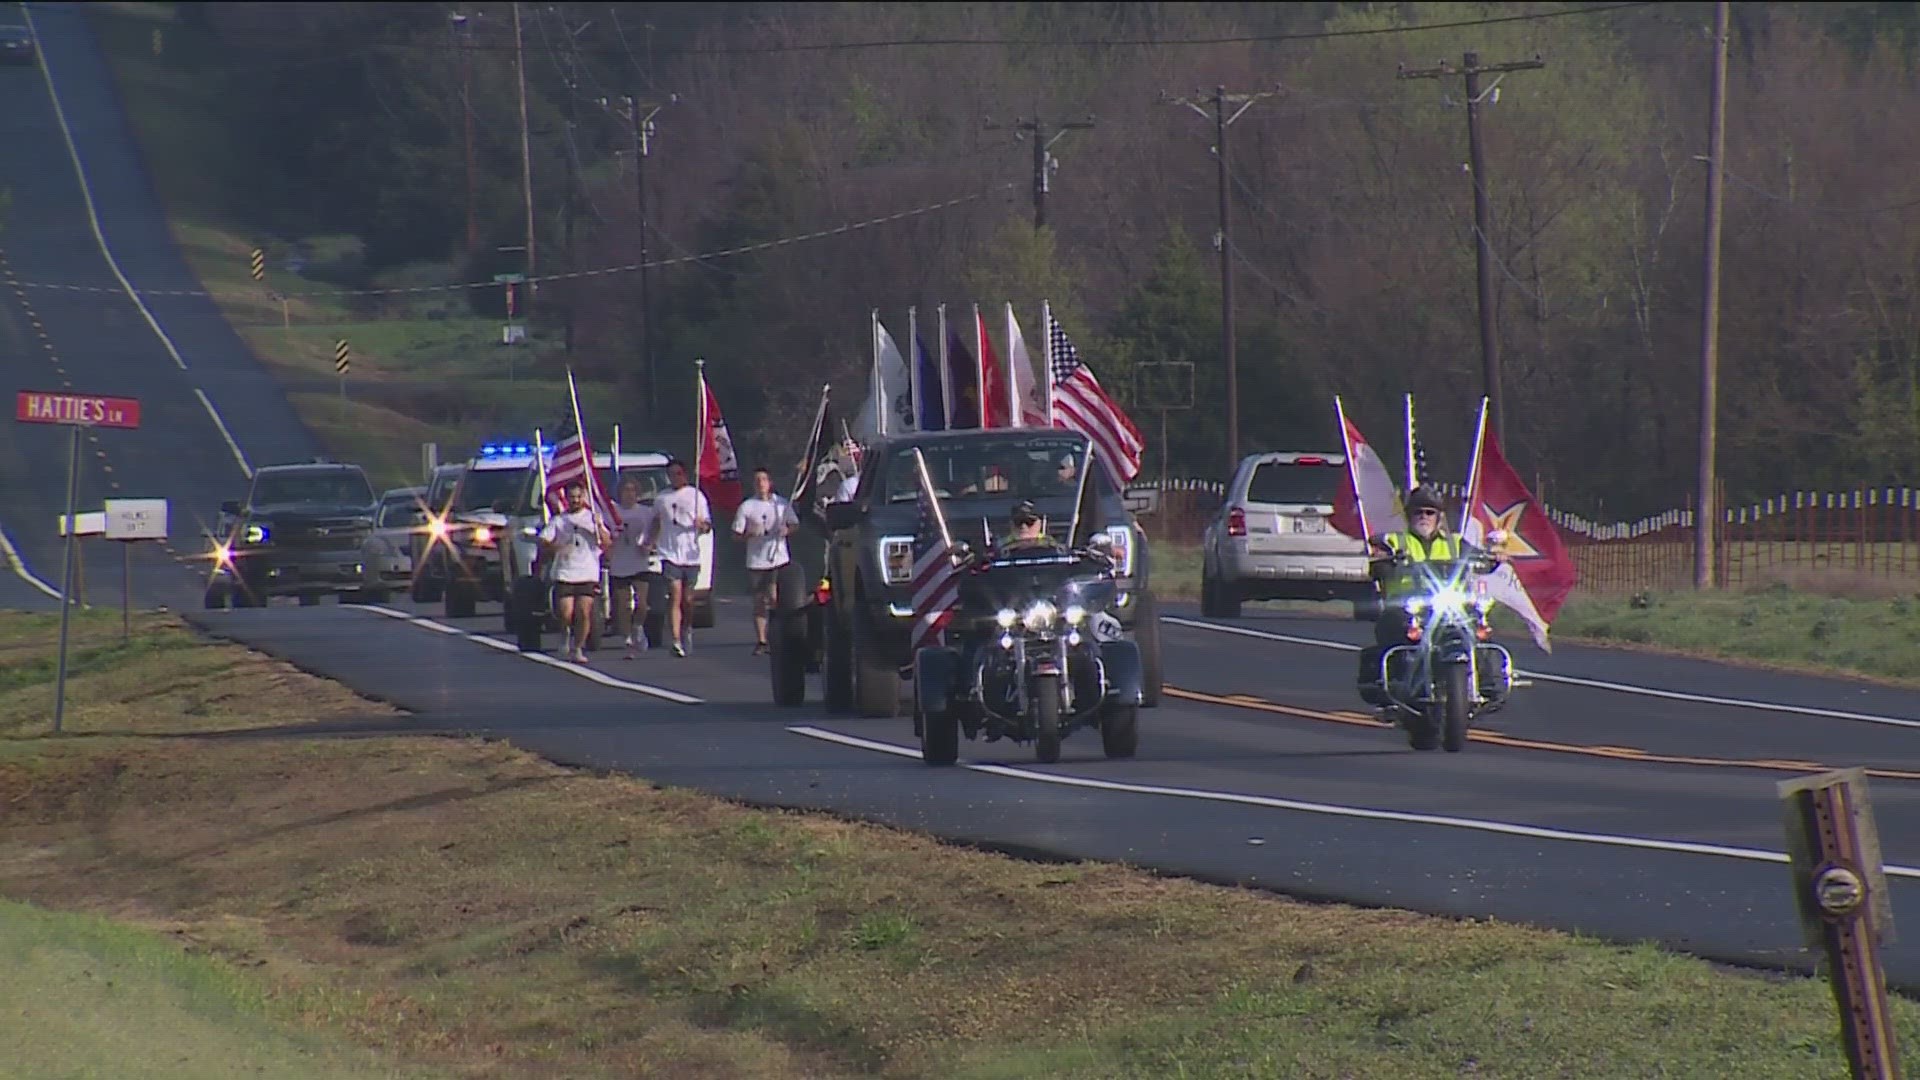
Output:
top-left (914, 333), bottom-right (945, 431)
top-left (946, 325), bottom-right (978, 429)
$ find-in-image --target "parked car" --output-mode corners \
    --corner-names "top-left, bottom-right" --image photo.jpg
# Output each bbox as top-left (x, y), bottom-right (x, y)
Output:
top-left (0, 25), bottom-right (35, 65)
top-left (1200, 451), bottom-right (1374, 619)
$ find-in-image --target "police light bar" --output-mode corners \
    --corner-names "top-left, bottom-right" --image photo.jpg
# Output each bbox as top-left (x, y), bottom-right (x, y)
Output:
top-left (478, 441), bottom-right (552, 458)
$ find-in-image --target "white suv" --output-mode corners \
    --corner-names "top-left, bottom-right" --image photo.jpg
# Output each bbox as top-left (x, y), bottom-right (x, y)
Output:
top-left (1199, 451), bottom-right (1373, 618)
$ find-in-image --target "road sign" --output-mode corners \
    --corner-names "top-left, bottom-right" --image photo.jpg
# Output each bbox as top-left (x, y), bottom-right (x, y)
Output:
top-left (334, 340), bottom-right (351, 375)
top-left (249, 248), bottom-right (265, 282)
top-left (492, 273), bottom-right (526, 284)
top-left (16, 391), bottom-right (141, 429)
top-left (104, 498), bottom-right (168, 541)
top-left (56, 511), bottom-right (105, 537)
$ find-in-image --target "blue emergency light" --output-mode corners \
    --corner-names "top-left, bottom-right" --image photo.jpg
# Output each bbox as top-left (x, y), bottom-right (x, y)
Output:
top-left (479, 441), bottom-right (543, 458)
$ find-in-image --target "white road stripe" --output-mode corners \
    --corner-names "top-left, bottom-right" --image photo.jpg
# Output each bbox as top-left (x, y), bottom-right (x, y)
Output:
top-left (24, 8), bottom-right (254, 480)
top-left (0, 523), bottom-right (64, 601)
top-left (1162, 615), bottom-right (1920, 731)
top-left (786, 725), bottom-right (1920, 881)
top-left (357, 604), bottom-right (702, 704)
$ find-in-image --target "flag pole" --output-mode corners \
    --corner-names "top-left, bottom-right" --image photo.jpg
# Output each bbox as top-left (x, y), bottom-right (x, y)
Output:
top-left (564, 366), bottom-right (601, 532)
top-left (1404, 392), bottom-right (1417, 491)
top-left (1068, 438), bottom-right (1096, 548)
top-left (1460, 396), bottom-right (1490, 539)
top-left (1041, 299), bottom-right (1055, 428)
top-left (1334, 395), bottom-right (1372, 544)
top-left (938, 303), bottom-right (953, 429)
top-left (1004, 301), bottom-right (1020, 429)
top-left (795, 382), bottom-right (828, 497)
top-left (973, 302), bottom-right (987, 429)
top-left (695, 358), bottom-right (707, 496)
top-left (533, 427), bottom-right (552, 525)
top-left (911, 447), bottom-right (953, 552)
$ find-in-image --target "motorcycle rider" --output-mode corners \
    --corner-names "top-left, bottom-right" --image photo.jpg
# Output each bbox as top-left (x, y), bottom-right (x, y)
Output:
top-left (1000, 500), bottom-right (1055, 551)
top-left (1355, 486), bottom-right (1505, 708)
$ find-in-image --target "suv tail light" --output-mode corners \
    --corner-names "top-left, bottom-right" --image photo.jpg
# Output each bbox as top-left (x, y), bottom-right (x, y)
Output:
top-left (1227, 507), bottom-right (1247, 537)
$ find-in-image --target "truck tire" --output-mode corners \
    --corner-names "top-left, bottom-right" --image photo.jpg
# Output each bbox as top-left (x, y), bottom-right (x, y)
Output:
top-left (1134, 590), bottom-right (1163, 708)
top-left (825, 604), bottom-right (854, 713)
top-left (852, 615), bottom-right (899, 718)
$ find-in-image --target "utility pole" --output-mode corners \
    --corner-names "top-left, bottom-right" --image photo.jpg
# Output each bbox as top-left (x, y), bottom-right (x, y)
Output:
top-left (600, 93), bottom-right (676, 427)
top-left (1165, 85), bottom-right (1280, 475)
top-left (1009, 115), bottom-right (1094, 231)
top-left (512, 1), bottom-right (535, 312)
top-left (556, 11), bottom-right (593, 359)
top-left (1694, 1), bottom-right (1730, 589)
top-left (1398, 51), bottom-right (1546, 448)
top-left (449, 12), bottom-right (479, 262)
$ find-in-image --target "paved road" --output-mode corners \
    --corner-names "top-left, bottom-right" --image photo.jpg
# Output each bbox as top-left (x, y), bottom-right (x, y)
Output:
top-left (11, 3), bottom-right (1920, 992)
top-left (185, 593), bottom-right (1920, 989)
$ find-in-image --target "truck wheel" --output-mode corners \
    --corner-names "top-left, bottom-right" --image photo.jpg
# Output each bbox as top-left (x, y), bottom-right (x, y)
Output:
top-left (298, 593), bottom-right (321, 607)
top-left (825, 606), bottom-right (854, 713)
top-left (692, 592), bottom-right (715, 629)
top-left (445, 579), bottom-right (477, 619)
top-left (770, 612), bottom-right (808, 707)
top-left (920, 700), bottom-right (958, 766)
top-left (1101, 703), bottom-right (1139, 759)
top-left (1133, 590), bottom-right (1163, 708)
top-left (852, 616), bottom-right (901, 718)
top-left (202, 585), bottom-right (228, 610)
top-left (514, 612), bottom-right (543, 652)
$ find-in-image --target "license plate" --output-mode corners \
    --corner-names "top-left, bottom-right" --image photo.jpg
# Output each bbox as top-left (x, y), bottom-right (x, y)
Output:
top-left (1291, 517), bottom-right (1327, 534)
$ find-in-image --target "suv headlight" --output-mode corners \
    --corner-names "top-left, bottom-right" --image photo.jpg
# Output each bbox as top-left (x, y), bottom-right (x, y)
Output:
top-left (244, 523), bottom-right (269, 544)
top-left (1022, 600), bottom-right (1058, 631)
top-left (1102, 525), bottom-right (1134, 576)
top-left (879, 535), bottom-right (914, 585)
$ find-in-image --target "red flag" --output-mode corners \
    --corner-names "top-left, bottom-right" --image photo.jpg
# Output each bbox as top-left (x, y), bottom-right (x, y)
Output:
top-left (697, 368), bottom-right (743, 519)
top-left (976, 307), bottom-right (1010, 428)
top-left (1462, 421), bottom-right (1576, 651)
top-left (1329, 405), bottom-right (1406, 541)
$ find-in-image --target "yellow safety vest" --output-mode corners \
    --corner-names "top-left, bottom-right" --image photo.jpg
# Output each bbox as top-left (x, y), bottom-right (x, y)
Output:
top-left (1379, 531), bottom-right (1457, 597)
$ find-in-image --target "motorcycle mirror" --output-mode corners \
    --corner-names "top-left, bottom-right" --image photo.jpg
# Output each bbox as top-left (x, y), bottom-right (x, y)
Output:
top-left (1089, 533), bottom-right (1113, 550)
top-left (950, 540), bottom-right (973, 562)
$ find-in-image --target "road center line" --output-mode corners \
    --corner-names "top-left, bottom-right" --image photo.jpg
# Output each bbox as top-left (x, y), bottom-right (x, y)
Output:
top-left (785, 724), bottom-right (1920, 881)
top-left (355, 604), bottom-right (703, 704)
top-left (1161, 615), bottom-right (1920, 730)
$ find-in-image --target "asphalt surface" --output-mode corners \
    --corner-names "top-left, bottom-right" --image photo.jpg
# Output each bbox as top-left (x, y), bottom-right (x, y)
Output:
top-left (8, 4), bottom-right (1920, 993)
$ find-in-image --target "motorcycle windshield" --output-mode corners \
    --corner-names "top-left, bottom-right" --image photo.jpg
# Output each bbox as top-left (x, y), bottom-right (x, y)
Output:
top-left (959, 553), bottom-right (1113, 618)
top-left (1400, 559), bottom-right (1490, 616)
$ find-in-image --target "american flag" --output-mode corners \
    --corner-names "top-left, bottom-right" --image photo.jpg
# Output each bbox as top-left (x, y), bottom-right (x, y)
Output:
top-left (907, 462), bottom-right (962, 655)
top-left (1048, 314), bottom-right (1144, 486)
top-left (543, 430), bottom-right (622, 529)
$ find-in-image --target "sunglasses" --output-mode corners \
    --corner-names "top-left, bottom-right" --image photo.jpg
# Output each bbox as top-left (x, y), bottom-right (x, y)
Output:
top-left (1413, 508), bottom-right (1440, 517)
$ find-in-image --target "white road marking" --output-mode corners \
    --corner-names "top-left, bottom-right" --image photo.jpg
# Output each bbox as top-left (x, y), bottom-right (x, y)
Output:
top-left (786, 725), bottom-right (1920, 881)
top-left (0, 523), bottom-right (64, 601)
top-left (1162, 615), bottom-right (1920, 731)
top-left (358, 604), bottom-right (702, 704)
top-left (23, 8), bottom-right (254, 480)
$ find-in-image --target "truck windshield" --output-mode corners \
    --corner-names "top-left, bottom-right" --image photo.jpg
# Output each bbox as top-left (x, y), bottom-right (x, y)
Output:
top-left (600, 466), bottom-right (672, 504)
top-left (252, 471), bottom-right (374, 506)
top-left (883, 435), bottom-right (1091, 503)
top-left (456, 467), bottom-right (526, 512)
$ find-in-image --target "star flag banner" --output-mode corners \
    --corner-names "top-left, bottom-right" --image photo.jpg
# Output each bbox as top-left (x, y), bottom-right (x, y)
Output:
top-left (1461, 399), bottom-right (1576, 652)
top-left (696, 361), bottom-right (744, 519)
top-left (1329, 397), bottom-right (1406, 541)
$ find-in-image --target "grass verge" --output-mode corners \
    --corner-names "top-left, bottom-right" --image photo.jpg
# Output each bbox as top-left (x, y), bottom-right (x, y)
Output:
top-left (83, 4), bottom-right (614, 491)
top-left (2, 612), bottom-right (1919, 1077)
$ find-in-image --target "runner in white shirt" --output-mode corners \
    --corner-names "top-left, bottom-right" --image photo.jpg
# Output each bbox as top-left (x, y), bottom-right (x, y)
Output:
top-left (733, 466), bottom-right (801, 655)
top-left (654, 459), bottom-right (712, 657)
top-left (606, 474), bottom-right (659, 660)
top-left (538, 481), bottom-right (612, 664)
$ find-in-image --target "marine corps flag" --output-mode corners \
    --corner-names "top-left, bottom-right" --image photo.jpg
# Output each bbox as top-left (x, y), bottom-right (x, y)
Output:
top-left (695, 359), bottom-right (743, 519)
top-left (791, 383), bottom-right (837, 515)
top-left (1461, 398), bottom-right (1576, 652)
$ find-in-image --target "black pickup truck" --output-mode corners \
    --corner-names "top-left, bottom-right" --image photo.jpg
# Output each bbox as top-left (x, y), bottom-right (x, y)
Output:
top-left (785, 428), bottom-right (1163, 717)
top-left (204, 461), bottom-right (379, 608)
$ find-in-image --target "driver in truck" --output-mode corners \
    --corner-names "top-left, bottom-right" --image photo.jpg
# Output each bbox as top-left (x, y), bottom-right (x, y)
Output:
top-left (1355, 485), bottom-right (1505, 709)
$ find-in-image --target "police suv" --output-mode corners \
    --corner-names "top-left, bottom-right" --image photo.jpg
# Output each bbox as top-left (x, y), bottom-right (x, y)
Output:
top-left (489, 441), bottom-right (716, 653)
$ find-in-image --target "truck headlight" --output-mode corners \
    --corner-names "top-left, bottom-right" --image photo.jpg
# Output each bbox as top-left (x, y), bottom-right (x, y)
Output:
top-left (879, 535), bottom-right (914, 585)
top-left (1102, 525), bottom-right (1133, 576)
top-left (471, 525), bottom-right (494, 545)
top-left (244, 524), bottom-right (268, 544)
top-left (1022, 601), bottom-right (1057, 631)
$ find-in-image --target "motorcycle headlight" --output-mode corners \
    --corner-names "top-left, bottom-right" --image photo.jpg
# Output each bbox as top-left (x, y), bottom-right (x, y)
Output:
top-left (1023, 600), bottom-right (1057, 631)
top-left (1062, 603), bottom-right (1087, 626)
top-left (1404, 596), bottom-right (1427, 614)
top-left (244, 523), bottom-right (269, 544)
top-left (1429, 585), bottom-right (1470, 620)
top-left (995, 608), bottom-right (1019, 629)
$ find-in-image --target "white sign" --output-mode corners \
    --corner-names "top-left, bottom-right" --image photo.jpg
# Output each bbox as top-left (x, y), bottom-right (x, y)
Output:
top-left (1123, 486), bottom-right (1160, 516)
top-left (104, 498), bottom-right (168, 541)
top-left (57, 511), bottom-right (105, 537)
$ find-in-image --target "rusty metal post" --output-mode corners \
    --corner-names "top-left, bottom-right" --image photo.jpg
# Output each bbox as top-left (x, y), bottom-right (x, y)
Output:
top-left (1779, 768), bottom-right (1903, 1079)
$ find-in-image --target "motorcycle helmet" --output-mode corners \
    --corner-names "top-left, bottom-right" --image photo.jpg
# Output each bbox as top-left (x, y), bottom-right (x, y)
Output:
top-left (1405, 486), bottom-right (1445, 514)
top-left (1010, 499), bottom-right (1043, 528)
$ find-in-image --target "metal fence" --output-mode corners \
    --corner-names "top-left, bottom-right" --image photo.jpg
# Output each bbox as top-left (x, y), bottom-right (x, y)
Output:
top-left (1126, 479), bottom-right (1920, 596)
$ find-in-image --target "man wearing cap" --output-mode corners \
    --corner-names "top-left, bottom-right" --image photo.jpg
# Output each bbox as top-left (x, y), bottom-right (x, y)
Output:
top-left (540, 480), bottom-right (613, 664)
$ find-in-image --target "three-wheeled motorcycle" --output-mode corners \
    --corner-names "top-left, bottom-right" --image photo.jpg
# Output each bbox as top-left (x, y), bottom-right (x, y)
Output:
top-left (911, 536), bottom-right (1144, 766)
top-left (1373, 553), bottom-right (1514, 752)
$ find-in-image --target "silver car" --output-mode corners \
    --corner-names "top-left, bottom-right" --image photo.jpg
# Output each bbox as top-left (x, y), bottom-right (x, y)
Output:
top-left (1200, 451), bottom-right (1373, 618)
top-left (359, 486), bottom-right (426, 603)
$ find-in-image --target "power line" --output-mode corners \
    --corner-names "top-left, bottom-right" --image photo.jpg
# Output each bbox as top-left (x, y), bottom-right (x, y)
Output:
top-left (9, 187), bottom-right (1014, 301)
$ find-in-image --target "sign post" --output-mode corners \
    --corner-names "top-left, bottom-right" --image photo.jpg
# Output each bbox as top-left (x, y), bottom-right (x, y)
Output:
top-left (105, 499), bottom-right (167, 645)
top-left (16, 390), bottom-right (142, 734)
top-left (1779, 767), bottom-right (1903, 1079)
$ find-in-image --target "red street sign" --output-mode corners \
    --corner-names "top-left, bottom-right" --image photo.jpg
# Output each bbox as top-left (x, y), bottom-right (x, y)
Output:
top-left (15, 391), bottom-right (142, 430)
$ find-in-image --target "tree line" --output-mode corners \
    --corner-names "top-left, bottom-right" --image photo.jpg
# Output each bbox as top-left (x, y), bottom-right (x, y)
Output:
top-left (109, 2), bottom-right (1920, 519)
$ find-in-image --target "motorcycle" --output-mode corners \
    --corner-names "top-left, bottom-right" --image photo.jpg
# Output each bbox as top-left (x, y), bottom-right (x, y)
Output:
top-left (1374, 553), bottom-right (1514, 752)
top-left (912, 536), bottom-right (1144, 766)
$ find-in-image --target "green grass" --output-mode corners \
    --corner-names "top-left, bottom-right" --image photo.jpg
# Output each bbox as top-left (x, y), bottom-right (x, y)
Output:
top-left (0, 898), bottom-right (437, 1079)
top-left (84, 5), bottom-right (601, 491)
top-left (4, 610), bottom-right (1920, 1077)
